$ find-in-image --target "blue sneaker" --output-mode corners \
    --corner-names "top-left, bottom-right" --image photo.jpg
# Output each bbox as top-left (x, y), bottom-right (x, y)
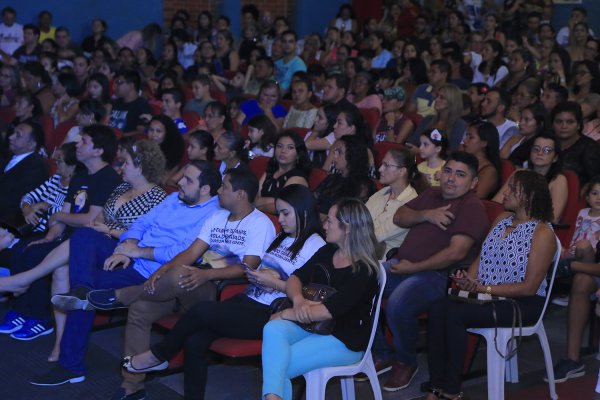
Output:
top-left (0, 311), bottom-right (27, 334)
top-left (10, 319), bottom-right (54, 341)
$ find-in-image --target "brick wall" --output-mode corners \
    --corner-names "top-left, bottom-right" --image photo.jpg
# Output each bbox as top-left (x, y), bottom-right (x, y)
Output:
top-left (163, 0), bottom-right (294, 29)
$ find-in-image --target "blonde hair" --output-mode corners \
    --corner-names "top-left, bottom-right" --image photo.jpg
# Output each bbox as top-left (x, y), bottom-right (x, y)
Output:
top-left (429, 83), bottom-right (463, 138)
top-left (334, 198), bottom-right (381, 276)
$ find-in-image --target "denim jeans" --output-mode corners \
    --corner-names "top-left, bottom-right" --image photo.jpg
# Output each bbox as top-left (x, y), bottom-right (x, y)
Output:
top-left (58, 228), bottom-right (146, 375)
top-left (373, 262), bottom-right (447, 366)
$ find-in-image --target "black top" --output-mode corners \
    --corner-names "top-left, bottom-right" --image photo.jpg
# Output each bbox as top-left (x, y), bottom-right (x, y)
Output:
top-left (314, 173), bottom-right (374, 215)
top-left (0, 152), bottom-right (48, 220)
top-left (561, 135), bottom-right (600, 186)
top-left (109, 97), bottom-right (152, 133)
top-left (293, 244), bottom-right (379, 351)
top-left (260, 169), bottom-right (308, 198)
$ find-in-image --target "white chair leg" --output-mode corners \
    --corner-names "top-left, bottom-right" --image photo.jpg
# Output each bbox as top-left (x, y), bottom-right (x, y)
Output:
top-left (304, 372), bottom-right (327, 400)
top-left (485, 332), bottom-right (510, 400)
top-left (340, 377), bottom-right (355, 400)
top-left (505, 339), bottom-right (519, 383)
top-left (537, 326), bottom-right (558, 400)
top-left (364, 365), bottom-right (383, 400)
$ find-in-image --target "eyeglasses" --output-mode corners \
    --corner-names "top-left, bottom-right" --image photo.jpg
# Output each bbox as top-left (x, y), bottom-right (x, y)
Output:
top-left (380, 161), bottom-right (403, 169)
top-left (531, 145), bottom-right (554, 155)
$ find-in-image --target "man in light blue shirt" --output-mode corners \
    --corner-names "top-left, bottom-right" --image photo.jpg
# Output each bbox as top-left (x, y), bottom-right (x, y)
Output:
top-left (274, 30), bottom-right (306, 92)
top-left (31, 160), bottom-right (222, 387)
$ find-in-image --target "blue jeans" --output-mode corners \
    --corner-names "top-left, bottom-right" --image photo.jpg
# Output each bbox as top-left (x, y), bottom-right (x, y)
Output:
top-left (58, 228), bottom-right (146, 375)
top-left (373, 263), bottom-right (447, 366)
top-left (261, 320), bottom-right (362, 400)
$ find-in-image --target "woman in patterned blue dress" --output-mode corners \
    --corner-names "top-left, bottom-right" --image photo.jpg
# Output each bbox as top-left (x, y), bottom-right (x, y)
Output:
top-left (424, 169), bottom-right (557, 400)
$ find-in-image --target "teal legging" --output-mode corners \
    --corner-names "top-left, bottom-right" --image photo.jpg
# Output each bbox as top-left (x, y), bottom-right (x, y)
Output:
top-left (261, 319), bottom-right (363, 400)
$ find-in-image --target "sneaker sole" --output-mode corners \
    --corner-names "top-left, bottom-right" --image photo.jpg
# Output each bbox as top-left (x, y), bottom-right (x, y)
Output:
top-left (544, 368), bottom-right (585, 383)
top-left (30, 375), bottom-right (85, 386)
top-left (354, 365), bottom-right (393, 382)
top-left (51, 295), bottom-right (92, 311)
top-left (10, 327), bottom-right (55, 341)
top-left (382, 366), bottom-right (419, 392)
top-left (0, 324), bottom-right (24, 334)
top-left (87, 300), bottom-right (128, 311)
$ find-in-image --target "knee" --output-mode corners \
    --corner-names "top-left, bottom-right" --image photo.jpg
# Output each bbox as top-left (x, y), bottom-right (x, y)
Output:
top-left (127, 302), bottom-right (157, 325)
top-left (70, 227), bottom-right (96, 244)
top-left (571, 273), bottom-right (596, 296)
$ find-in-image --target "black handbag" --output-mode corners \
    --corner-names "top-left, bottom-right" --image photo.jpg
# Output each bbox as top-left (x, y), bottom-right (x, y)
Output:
top-left (270, 263), bottom-right (337, 335)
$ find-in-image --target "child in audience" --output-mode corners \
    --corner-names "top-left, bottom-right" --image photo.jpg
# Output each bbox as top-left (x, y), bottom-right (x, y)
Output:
top-left (246, 114), bottom-right (277, 157)
top-left (565, 177), bottom-right (600, 262)
top-left (167, 130), bottom-right (215, 186)
top-left (417, 129), bottom-right (447, 187)
top-left (160, 88), bottom-right (188, 134)
top-left (183, 74), bottom-right (214, 116)
top-left (283, 77), bottom-right (317, 129)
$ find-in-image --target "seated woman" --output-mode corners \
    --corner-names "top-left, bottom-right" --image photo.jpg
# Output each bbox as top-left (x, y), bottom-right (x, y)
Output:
top-left (502, 103), bottom-right (549, 162)
top-left (214, 130), bottom-right (249, 176)
top-left (247, 115), bottom-right (277, 158)
top-left (409, 83), bottom-right (467, 151)
top-left (314, 135), bottom-right (375, 216)
top-left (425, 169), bottom-right (557, 400)
top-left (373, 86), bottom-right (415, 144)
top-left (262, 198), bottom-right (382, 400)
top-left (146, 115), bottom-right (185, 184)
top-left (113, 184), bottom-right (326, 400)
top-left (348, 71), bottom-right (382, 115)
top-left (321, 104), bottom-right (375, 175)
top-left (50, 72), bottom-right (80, 128)
top-left (20, 143), bottom-right (79, 236)
top-left (282, 76), bottom-right (318, 129)
top-left (255, 131), bottom-right (312, 214)
top-left (237, 81), bottom-right (287, 129)
top-left (366, 148), bottom-right (420, 255)
top-left (462, 121), bottom-right (501, 199)
top-left (0, 140), bottom-right (167, 360)
top-left (62, 99), bottom-right (107, 145)
top-left (494, 134), bottom-right (568, 224)
top-left (203, 101), bottom-right (232, 141)
top-left (304, 104), bottom-right (339, 167)
top-left (167, 130), bottom-right (214, 187)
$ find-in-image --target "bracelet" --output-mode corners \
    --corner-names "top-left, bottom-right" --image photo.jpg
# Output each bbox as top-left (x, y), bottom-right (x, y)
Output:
top-left (486, 285), bottom-right (492, 295)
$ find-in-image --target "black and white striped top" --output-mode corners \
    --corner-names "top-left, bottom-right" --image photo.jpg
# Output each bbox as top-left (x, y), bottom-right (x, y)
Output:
top-left (20, 174), bottom-right (69, 233)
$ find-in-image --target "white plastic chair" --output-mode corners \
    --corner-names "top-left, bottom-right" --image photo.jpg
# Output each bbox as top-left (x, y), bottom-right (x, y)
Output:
top-left (303, 263), bottom-right (387, 400)
top-left (468, 237), bottom-right (561, 400)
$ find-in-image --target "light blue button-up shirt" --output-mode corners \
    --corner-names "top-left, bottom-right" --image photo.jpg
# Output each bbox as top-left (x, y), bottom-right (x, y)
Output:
top-left (119, 193), bottom-right (221, 278)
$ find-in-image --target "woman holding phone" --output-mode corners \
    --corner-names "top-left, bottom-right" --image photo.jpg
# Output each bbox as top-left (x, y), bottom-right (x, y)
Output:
top-left (117, 185), bottom-right (325, 400)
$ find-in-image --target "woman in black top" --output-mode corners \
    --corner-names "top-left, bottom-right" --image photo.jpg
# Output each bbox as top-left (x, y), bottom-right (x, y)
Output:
top-left (255, 131), bottom-right (312, 214)
top-left (314, 135), bottom-right (375, 216)
top-left (262, 198), bottom-right (382, 400)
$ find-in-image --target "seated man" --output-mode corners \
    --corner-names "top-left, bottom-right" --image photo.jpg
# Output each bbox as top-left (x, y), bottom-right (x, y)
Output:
top-left (108, 69), bottom-right (152, 136)
top-left (28, 160), bottom-right (221, 386)
top-left (105, 167), bottom-right (277, 400)
top-left (0, 119), bottom-right (48, 220)
top-left (0, 124), bottom-right (120, 340)
top-left (374, 151), bottom-right (489, 392)
top-left (161, 88), bottom-right (188, 134)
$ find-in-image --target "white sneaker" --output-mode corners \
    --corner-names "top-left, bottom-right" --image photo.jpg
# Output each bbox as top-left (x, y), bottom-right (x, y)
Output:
top-left (552, 295), bottom-right (569, 307)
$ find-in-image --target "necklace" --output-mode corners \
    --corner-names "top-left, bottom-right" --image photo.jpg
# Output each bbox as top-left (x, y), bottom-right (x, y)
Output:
top-left (223, 210), bottom-right (252, 243)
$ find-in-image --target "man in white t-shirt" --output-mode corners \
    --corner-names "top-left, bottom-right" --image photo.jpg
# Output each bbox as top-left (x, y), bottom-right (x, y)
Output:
top-left (480, 88), bottom-right (518, 148)
top-left (0, 7), bottom-right (23, 59)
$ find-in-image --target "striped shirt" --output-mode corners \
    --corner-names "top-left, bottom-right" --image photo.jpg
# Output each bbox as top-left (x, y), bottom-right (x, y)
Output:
top-left (20, 174), bottom-right (68, 233)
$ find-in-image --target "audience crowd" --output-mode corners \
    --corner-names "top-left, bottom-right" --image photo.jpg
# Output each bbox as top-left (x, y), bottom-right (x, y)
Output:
top-left (0, 1), bottom-right (600, 399)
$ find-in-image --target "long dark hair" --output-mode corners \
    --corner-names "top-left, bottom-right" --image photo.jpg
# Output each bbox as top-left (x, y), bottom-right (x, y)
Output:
top-left (266, 131), bottom-right (312, 177)
top-left (205, 100), bottom-right (233, 131)
top-left (478, 39), bottom-right (506, 78)
top-left (572, 60), bottom-right (600, 95)
top-left (150, 115), bottom-right (184, 170)
top-left (469, 120), bottom-right (501, 182)
top-left (188, 130), bottom-right (214, 161)
top-left (266, 184), bottom-right (324, 259)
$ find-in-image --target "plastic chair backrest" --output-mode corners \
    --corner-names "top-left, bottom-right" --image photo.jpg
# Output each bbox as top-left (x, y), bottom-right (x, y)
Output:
top-left (182, 110), bottom-right (200, 131)
top-left (534, 237), bottom-right (561, 330)
top-left (359, 107), bottom-right (380, 135)
top-left (482, 200), bottom-right (506, 224)
top-left (49, 119), bottom-right (77, 153)
top-left (500, 160), bottom-right (515, 186)
top-left (365, 263), bottom-right (387, 357)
